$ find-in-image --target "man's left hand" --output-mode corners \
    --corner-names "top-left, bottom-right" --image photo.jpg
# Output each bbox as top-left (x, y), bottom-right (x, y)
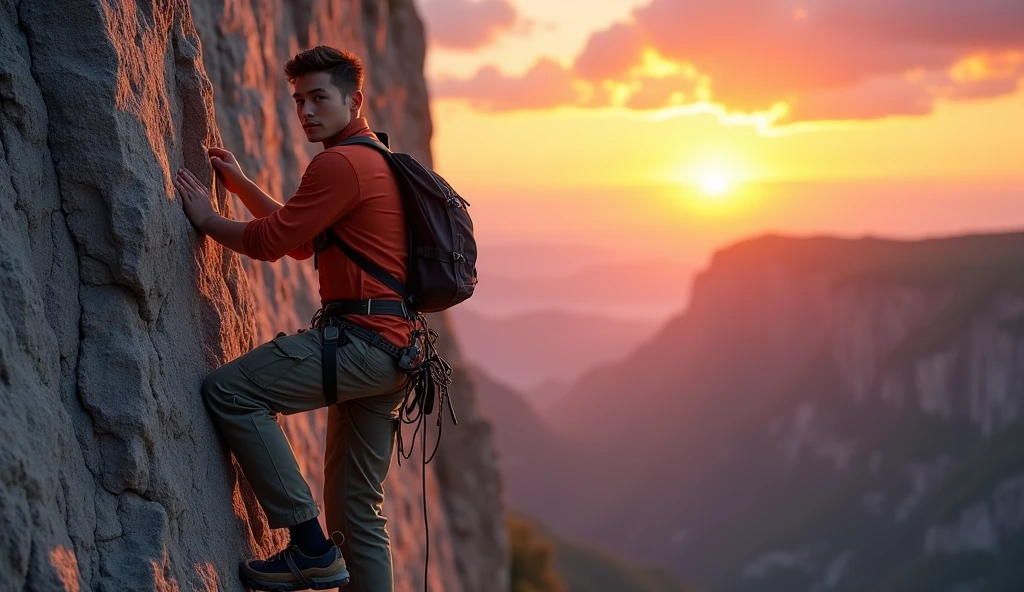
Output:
top-left (175, 167), bottom-right (218, 232)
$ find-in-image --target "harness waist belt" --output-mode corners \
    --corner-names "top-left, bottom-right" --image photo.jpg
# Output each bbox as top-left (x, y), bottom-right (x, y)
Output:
top-left (322, 298), bottom-right (412, 320)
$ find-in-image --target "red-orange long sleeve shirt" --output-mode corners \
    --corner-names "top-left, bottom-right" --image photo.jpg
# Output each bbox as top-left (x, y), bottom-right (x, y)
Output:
top-left (243, 117), bottom-right (411, 348)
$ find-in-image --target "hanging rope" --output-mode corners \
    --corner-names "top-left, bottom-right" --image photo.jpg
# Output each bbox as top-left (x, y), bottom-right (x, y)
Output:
top-left (395, 314), bottom-right (457, 592)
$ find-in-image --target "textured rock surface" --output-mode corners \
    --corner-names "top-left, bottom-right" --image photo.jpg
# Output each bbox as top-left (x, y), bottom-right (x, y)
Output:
top-left (0, 0), bottom-right (506, 590)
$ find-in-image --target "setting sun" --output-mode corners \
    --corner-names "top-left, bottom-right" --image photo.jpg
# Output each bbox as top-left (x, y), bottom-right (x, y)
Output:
top-left (701, 173), bottom-right (731, 197)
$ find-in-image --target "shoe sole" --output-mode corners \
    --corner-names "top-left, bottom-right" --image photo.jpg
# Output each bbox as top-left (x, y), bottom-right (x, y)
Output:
top-left (239, 566), bottom-right (351, 591)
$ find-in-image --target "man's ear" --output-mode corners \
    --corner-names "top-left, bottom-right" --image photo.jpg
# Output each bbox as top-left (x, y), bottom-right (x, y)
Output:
top-left (348, 90), bottom-right (363, 112)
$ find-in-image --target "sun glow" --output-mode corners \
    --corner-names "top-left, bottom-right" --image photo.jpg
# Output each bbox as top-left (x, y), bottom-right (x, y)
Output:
top-left (701, 172), bottom-right (731, 197)
top-left (664, 151), bottom-right (759, 211)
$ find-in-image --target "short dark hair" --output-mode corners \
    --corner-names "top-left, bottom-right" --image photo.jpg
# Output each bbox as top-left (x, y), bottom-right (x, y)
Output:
top-left (284, 45), bottom-right (364, 95)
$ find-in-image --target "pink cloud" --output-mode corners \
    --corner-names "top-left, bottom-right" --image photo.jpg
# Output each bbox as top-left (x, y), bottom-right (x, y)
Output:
top-left (948, 76), bottom-right (1023, 100)
top-left (573, 22), bottom-right (645, 82)
top-left (628, 0), bottom-right (1007, 100)
top-left (813, 0), bottom-right (1024, 47)
top-left (423, 0), bottom-right (520, 51)
top-left (434, 0), bottom-right (1024, 123)
top-left (432, 58), bottom-right (582, 110)
top-left (785, 76), bottom-right (936, 122)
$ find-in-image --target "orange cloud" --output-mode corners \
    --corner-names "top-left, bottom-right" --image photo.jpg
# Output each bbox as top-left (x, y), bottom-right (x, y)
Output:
top-left (432, 0), bottom-right (1024, 124)
top-left (422, 0), bottom-right (523, 51)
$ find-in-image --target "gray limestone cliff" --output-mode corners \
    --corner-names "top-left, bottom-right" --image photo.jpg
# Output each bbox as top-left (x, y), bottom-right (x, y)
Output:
top-left (0, 0), bottom-right (507, 590)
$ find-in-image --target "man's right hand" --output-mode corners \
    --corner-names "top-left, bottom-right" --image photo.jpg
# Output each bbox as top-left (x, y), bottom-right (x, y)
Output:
top-left (207, 146), bottom-right (249, 195)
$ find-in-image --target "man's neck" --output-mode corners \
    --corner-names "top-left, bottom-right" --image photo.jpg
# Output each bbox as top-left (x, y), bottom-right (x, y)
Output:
top-left (321, 114), bottom-right (365, 150)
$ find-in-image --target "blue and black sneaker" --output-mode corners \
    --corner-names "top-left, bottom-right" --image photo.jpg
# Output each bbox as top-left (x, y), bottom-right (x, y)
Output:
top-left (239, 543), bottom-right (350, 591)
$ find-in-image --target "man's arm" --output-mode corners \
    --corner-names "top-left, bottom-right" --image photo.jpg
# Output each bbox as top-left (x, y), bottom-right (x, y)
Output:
top-left (235, 178), bottom-right (283, 218)
top-left (208, 146), bottom-right (282, 218)
top-left (245, 178), bottom-right (316, 262)
top-left (242, 152), bottom-right (360, 262)
top-left (176, 152), bottom-right (358, 262)
top-left (200, 216), bottom-right (247, 254)
top-left (211, 158), bottom-right (313, 259)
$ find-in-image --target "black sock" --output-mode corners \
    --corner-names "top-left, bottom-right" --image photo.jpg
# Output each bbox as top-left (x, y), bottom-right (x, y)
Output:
top-left (288, 518), bottom-right (331, 556)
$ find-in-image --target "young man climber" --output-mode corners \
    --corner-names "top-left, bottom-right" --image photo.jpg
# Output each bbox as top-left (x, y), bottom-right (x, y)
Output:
top-left (174, 46), bottom-right (412, 591)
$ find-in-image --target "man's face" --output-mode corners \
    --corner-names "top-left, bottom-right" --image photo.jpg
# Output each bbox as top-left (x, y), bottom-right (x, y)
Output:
top-left (292, 71), bottom-right (354, 143)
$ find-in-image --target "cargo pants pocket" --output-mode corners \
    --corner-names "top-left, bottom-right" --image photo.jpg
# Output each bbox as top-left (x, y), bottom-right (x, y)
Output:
top-left (239, 334), bottom-right (312, 390)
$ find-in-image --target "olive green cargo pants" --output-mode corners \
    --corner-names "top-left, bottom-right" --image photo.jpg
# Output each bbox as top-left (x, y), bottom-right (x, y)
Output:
top-left (202, 327), bottom-right (407, 592)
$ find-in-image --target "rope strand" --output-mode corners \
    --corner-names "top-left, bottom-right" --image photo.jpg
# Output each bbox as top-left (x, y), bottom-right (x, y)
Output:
top-left (393, 314), bottom-right (455, 592)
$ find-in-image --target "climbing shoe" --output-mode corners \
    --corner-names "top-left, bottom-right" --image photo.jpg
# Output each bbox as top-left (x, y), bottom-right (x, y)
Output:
top-left (239, 544), bottom-right (350, 591)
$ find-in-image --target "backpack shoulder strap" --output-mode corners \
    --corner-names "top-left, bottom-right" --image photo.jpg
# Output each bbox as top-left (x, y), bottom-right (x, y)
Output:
top-left (324, 134), bottom-right (408, 299)
top-left (339, 135), bottom-right (391, 153)
top-left (321, 228), bottom-right (408, 300)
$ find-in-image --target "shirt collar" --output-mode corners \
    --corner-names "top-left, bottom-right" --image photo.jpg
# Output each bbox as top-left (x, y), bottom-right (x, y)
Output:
top-left (336, 117), bottom-right (371, 142)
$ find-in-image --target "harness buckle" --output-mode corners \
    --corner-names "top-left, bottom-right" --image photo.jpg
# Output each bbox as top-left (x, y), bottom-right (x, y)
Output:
top-left (323, 325), bottom-right (340, 344)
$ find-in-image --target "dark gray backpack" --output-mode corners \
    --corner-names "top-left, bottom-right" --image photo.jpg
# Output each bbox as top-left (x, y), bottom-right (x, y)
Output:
top-left (314, 134), bottom-right (477, 314)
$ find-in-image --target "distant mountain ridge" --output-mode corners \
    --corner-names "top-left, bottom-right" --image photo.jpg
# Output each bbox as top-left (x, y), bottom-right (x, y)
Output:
top-left (450, 308), bottom-right (661, 399)
top-left (478, 243), bottom-right (692, 278)
top-left (468, 366), bottom-right (586, 514)
top-left (492, 231), bottom-right (1024, 592)
top-left (465, 258), bottom-right (692, 320)
top-left (474, 370), bottom-right (701, 592)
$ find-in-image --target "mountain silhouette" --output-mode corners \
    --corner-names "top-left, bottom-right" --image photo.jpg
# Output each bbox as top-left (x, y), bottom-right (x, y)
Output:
top-left (465, 258), bottom-right (693, 319)
top-left (450, 307), bottom-right (661, 399)
top-left (497, 231), bottom-right (1024, 591)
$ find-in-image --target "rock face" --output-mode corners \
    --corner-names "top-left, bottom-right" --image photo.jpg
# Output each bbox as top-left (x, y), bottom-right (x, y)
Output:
top-left (0, 1), bottom-right (506, 590)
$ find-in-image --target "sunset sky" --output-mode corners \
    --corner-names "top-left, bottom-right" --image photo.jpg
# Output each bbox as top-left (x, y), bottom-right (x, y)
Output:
top-left (410, 0), bottom-right (1024, 267)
